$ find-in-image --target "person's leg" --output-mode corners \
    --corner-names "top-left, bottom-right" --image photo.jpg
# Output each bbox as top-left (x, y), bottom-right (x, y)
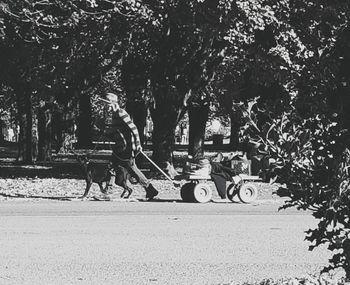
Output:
top-left (121, 158), bottom-right (148, 186)
top-left (211, 174), bottom-right (227, 199)
top-left (126, 158), bottom-right (158, 200)
top-left (112, 155), bottom-right (158, 200)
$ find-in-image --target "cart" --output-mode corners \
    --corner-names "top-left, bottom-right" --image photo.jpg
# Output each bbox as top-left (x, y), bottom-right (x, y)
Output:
top-left (140, 150), bottom-right (261, 204)
top-left (179, 155), bottom-right (262, 203)
top-left (179, 173), bottom-right (261, 203)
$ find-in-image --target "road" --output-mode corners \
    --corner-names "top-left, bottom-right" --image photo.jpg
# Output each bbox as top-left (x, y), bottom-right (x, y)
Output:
top-left (0, 200), bottom-right (334, 285)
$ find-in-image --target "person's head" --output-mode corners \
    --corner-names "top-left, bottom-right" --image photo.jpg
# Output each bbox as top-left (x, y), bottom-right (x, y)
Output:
top-left (104, 93), bottom-right (120, 112)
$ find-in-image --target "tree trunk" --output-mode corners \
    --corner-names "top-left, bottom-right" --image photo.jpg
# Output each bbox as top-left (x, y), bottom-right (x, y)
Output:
top-left (150, 89), bottom-right (182, 178)
top-left (16, 84), bottom-right (33, 164)
top-left (52, 105), bottom-right (64, 153)
top-left (229, 110), bottom-right (241, 151)
top-left (77, 93), bottom-right (92, 148)
top-left (37, 102), bottom-right (52, 161)
top-left (126, 99), bottom-right (147, 146)
top-left (188, 103), bottom-right (209, 161)
top-left (0, 118), bottom-right (4, 144)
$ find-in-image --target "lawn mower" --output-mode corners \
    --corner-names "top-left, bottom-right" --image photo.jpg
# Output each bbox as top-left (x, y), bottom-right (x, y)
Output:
top-left (140, 151), bottom-right (262, 204)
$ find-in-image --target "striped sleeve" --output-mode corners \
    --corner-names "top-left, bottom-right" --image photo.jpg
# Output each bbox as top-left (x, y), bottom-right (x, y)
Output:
top-left (118, 109), bottom-right (141, 148)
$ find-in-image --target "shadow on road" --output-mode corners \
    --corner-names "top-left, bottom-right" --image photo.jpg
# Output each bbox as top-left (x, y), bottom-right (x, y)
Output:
top-left (0, 162), bottom-right (83, 179)
top-left (143, 198), bottom-right (184, 203)
top-left (0, 193), bottom-right (188, 203)
top-left (0, 192), bottom-right (76, 201)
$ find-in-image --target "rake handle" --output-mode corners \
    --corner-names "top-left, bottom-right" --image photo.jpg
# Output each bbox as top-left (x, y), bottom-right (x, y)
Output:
top-left (139, 150), bottom-right (174, 183)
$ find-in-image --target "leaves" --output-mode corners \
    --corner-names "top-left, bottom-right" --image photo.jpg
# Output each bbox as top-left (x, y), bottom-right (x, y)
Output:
top-left (224, 1), bottom-right (350, 277)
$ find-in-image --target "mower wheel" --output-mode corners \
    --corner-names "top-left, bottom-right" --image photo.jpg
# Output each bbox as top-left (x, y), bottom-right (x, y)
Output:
top-left (180, 183), bottom-right (195, 202)
top-left (238, 183), bottom-right (258, 203)
top-left (192, 183), bottom-right (212, 203)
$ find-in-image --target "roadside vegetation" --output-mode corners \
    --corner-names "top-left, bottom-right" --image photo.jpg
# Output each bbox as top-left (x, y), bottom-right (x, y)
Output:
top-left (244, 274), bottom-right (347, 285)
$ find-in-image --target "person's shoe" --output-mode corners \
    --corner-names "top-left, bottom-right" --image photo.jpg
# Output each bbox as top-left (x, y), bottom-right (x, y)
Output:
top-left (145, 184), bottom-right (159, 201)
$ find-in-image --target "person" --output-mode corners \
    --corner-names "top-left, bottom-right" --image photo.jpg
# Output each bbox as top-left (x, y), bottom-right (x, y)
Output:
top-left (209, 153), bottom-right (237, 199)
top-left (101, 93), bottom-right (159, 200)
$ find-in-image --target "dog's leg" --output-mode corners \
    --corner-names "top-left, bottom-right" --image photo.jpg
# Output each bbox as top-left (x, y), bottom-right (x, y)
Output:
top-left (98, 182), bottom-right (107, 194)
top-left (101, 183), bottom-right (109, 194)
top-left (81, 180), bottom-right (92, 198)
top-left (120, 185), bottom-right (133, 198)
top-left (121, 173), bottom-right (133, 199)
top-left (102, 172), bottom-right (113, 194)
top-left (120, 188), bottom-right (127, 198)
top-left (114, 166), bottom-right (132, 198)
top-left (123, 185), bottom-right (133, 199)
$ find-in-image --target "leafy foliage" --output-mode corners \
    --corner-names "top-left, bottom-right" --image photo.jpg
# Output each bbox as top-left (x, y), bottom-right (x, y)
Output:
top-left (236, 0), bottom-right (350, 277)
top-left (0, 0), bottom-right (151, 102)
top-left (266, 108), bottom-right (350, 277)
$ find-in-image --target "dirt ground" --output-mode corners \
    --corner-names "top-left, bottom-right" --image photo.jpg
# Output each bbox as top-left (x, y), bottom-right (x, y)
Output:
top-left (0, 145), bottom-right (280, 202)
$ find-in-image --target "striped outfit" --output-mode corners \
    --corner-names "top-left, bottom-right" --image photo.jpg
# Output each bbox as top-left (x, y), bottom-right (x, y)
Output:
top-left (106, 108), bottom-right (150, 189)
top-left (105, 109), bottom-right (141, 159)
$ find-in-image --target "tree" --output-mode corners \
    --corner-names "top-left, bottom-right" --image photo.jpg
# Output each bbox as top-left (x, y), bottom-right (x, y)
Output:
top-left (120, 0), bottom-right (237, 174)
top-left (0, 85), bottom-right (15, 144)
top-left (187, 90), bottom-right (210, 160)
top-left (37, 100), bottom-right (53, 161)
top-left (208, 0), bottom-right (305, 152)
top-left (121, 56), bottom-right (149, 147)
top-left (0, 0), bottom-right (151, 161)
top-left (236, 0), bottom-right (350, 278)
top-left (0, 95), bottom-right (5, 143)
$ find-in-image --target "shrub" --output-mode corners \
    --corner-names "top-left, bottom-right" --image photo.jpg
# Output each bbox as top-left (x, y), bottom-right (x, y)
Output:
top-left (243, 99), bottom-right (350, 279)
top-left (242, 275), bottom-right (346, 285)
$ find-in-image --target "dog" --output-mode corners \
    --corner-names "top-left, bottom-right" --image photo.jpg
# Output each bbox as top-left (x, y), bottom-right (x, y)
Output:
top-left (76, 155), bottom-right (114, 198)
top-left (76, 155), bottom-right (136, 199)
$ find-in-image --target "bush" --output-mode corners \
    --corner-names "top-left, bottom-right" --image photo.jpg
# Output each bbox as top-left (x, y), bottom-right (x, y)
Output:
top-left (242, 275), bottom-right (346, 285)
top-left (242, 99), bottom-right (350, 279)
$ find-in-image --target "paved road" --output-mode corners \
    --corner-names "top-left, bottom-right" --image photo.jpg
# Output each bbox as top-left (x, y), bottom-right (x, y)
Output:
top-left (0, 200), bottom-right (333, 285)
